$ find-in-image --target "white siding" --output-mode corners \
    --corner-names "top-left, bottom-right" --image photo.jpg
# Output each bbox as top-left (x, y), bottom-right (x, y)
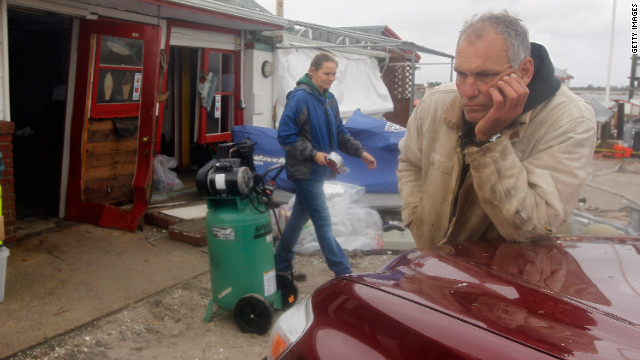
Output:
top-left (170, 27), bottom-right (238, 51)
top-left (0, 0), bottom-right (10, 122)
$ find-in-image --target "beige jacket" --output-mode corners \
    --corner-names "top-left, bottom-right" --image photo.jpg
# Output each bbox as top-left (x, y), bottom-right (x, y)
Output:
top-left (397, 83), bottom-right (597, 249)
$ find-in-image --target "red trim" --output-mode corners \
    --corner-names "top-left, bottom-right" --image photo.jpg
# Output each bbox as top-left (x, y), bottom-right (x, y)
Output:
top-left (66, 19), bottom-right (161, 231)
top-left (234, 49), bottom-right (244, 126)
top-left (89, 36), bottom-right (143, 118)
top-left (197, 48), bottom-right (242, 145)
top-left (203, 132), bottom-right (232, 143)
top-left (155, 27), bottom-right (172, 154)
top-left (140, 0), bottom-right (284, 30)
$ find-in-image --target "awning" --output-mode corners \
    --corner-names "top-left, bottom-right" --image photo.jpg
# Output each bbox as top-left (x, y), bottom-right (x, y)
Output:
top-left (10, 0), bottom-right (292, 31)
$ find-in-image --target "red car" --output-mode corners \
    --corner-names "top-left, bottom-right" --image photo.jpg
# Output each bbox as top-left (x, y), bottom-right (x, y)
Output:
top-left (267, 236), bottom-right (640, 359)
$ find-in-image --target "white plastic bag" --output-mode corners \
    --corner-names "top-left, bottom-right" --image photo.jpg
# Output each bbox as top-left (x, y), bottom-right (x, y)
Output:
top-left (277, 181), bottom-right (382, 254)
top-left (153, 155), bottom-right (184, 191)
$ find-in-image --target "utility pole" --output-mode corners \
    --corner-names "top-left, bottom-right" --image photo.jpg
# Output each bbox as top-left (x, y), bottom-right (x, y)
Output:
top-left (605, 0), bottom-right (616, 107)
top-left (276, 0), bottom-right (283, 17)
top-left (630, 54), bottom-right (637, 101)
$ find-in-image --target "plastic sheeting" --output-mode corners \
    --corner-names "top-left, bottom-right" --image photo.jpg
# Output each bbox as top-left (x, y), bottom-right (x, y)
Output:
top-left (274, 34), bottom-right (393, 125)
top-left (231, 109), bottom-right (405, 193)
top-left (336, 109), bottom-right (405, 193)
top-left (273, 182), bottom-right (383, 254)
top-left (579, 94), bottom-right (613, 123)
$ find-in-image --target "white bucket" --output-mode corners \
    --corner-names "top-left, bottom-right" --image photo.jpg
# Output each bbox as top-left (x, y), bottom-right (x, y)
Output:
top-left (0, 246), bottom-right (9, 303)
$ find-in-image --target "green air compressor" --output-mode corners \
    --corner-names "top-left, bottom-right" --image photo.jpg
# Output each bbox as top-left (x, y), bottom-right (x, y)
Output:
top-left (196, 147), bottom-right (297, 335)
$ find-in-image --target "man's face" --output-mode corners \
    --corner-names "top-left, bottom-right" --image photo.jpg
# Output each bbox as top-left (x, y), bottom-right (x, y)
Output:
top-left (454, 30), bottom-right (514, 123)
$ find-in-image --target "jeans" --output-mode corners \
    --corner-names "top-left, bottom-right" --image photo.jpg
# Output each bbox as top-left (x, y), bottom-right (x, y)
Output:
top-left (274, 179), bottom-right (352, 277)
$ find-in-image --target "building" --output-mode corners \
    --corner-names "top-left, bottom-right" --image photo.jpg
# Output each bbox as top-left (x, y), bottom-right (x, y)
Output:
top-left (554, 67), bottom-right (574, 87)
top-left (0, 0), bottom-right (450, 242)
top-left (0, 0), bottom-right (293, 241)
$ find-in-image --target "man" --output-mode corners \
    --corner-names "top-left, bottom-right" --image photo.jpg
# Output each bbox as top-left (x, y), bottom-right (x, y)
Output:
top-left (397, 11), bottom-right (596, 249)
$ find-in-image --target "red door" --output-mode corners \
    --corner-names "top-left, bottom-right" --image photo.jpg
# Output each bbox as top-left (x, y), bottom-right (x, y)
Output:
top-left (65, 19), bottom-right (161, 231)
top-left (197, 48), bottom-right (241, 144)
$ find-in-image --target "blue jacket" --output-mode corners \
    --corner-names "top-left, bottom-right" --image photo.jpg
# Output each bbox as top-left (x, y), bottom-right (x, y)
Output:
top-left (278, 77), bottom-right (364, 181)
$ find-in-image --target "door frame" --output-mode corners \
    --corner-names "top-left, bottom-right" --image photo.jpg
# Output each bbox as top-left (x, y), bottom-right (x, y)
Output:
top-left (65, 18), bottom-right (161, 231)
top-left (155, 21), bottom-right (244, 159)
top-left (197, 47), bottom-right (240, 144)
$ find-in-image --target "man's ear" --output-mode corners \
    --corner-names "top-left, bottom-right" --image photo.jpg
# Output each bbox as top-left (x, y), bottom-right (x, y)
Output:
top-left (519, 57), bottom-right (534, 85)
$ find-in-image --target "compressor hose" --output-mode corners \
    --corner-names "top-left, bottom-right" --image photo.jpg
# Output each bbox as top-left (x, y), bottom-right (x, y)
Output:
top-left (245, 163), bottom-right (295, 282)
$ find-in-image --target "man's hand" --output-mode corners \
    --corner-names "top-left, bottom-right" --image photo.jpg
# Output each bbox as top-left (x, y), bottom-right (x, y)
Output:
top-left (361, 151), bottom-right (377, 169)
top-left (475, 72), bottom-right (529, 141)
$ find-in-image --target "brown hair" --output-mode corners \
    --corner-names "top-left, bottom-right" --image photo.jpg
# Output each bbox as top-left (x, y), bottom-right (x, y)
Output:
top-left (309, 52), bottom-right (338, 72)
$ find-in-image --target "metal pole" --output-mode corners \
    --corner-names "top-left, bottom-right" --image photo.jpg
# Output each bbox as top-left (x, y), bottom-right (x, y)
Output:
top-left (450, 58), bottom-right (454, 82)
top-left (411, 49), bottom-right (416, 111)
top-left (630, 54), bottom-right (637, 101)
top-left (605, 0), bottom-right (616, 107)
top-left (572, 210), bottom-right (635, 235)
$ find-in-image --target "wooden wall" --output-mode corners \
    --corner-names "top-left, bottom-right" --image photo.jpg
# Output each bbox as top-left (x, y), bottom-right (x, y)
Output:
top-left (83, 118), bottom-right (138, 205)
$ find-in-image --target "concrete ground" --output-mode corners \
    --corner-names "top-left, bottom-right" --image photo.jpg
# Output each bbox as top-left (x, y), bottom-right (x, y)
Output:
top-left (0, 157), bottom-right (638, 359)
top-left (0, 220), bottom-right (210, 358)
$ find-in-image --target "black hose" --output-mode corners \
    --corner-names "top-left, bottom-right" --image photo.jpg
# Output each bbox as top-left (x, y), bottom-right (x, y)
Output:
top-left (253, 164), bottom-right (295, 283)
top-left (271, 206), bottom-right (295, 284)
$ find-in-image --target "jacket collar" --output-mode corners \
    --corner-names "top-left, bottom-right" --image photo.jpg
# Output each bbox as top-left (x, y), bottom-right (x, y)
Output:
top-left (443, 95), bottom-right (465, 131)
top-left (523, 43), bottom-right (561, 113)
top-left (297, 73), bottom-right (331, 99)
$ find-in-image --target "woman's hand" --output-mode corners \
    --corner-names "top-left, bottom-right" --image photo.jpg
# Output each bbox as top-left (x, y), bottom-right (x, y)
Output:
top-left (361, 151), bottom-right (377, 169)
top-left (314, 151), bottom-right (328, 166)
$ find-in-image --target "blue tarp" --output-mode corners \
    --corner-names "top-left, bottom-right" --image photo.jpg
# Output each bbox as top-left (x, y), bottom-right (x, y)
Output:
top-left (232, 109), bottom-right (405, 193)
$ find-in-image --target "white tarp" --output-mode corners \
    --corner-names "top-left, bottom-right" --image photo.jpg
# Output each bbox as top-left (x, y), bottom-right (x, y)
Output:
top-left (274, 35), bottom-right (394, 126)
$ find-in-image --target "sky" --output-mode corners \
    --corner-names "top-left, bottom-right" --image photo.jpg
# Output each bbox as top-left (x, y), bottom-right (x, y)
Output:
top-left (253, 0), bottom-right (632, 88)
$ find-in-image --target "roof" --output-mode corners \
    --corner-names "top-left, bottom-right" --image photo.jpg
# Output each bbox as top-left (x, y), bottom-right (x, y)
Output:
top-left (339, 25), bottom-right (421, 62)
top-left (554, 67), bottom-right (574, 80)
top-left (160, 0), bottom-right (290, 30)
top-left (579, 94), bottom-right (614, 122)
top-left (339, 25), bottom-right (402, 40)
top-left (17, 0), bottom-right (291, 31)
top-left (284, 20), bottom-right (454, 60)
top-left (211, 0), bottom-right (271, 14)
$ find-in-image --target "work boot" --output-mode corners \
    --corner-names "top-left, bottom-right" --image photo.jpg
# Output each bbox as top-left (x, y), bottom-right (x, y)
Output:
top-left (276, 271), bottom-right (307, 282)
top-left (293, 272), bottom-right (307, 282)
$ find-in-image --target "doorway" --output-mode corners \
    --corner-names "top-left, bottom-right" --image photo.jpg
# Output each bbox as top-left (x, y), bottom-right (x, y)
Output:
top-left (158, 46), bottom-right (241, 174)
top-left (8, 10), bottom-right (71, 218)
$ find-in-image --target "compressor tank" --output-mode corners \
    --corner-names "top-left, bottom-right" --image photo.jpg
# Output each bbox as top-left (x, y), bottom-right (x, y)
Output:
top-left (205, 196), bottom-right (277, 312)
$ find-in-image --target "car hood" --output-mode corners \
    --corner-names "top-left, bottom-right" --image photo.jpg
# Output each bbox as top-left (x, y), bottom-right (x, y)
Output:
top-left (348, 236), bottom-right (640, 358)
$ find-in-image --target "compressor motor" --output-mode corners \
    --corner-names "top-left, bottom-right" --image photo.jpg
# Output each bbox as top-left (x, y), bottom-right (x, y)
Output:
top-left (196, 140), bottom-right (257, 198)
top-left (197, 158), bottom-right (253, 197)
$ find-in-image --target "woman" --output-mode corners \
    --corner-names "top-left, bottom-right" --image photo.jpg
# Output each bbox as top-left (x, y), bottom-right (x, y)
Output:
top-left (276, 52), bottom-right (376, 277)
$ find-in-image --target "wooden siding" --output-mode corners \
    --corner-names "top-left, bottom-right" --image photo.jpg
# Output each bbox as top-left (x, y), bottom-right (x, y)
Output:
top-left (83, 118), bottom-right (137, 205)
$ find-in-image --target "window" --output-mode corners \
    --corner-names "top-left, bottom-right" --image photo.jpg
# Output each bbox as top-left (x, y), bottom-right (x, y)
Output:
top-left (92, 35), bottom-right (144, 118)
top-left (199, 50), bottom-right (235, 143)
